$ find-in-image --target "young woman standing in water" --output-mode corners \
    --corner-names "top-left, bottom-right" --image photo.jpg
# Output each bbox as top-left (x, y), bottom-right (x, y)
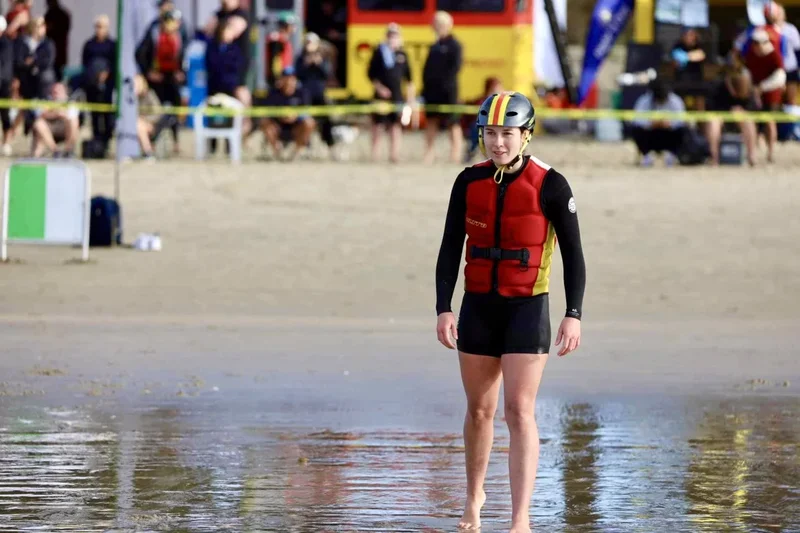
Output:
top-left (435, 92), bottom-right (586, 532)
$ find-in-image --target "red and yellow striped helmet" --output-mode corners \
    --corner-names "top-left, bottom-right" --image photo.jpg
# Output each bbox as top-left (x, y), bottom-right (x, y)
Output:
top-left (476, 91), bottom-right (536, 130)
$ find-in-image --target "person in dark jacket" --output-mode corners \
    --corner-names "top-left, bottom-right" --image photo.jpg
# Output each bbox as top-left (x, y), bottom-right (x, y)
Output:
top-left (295, 32), bottom-right (335, 154)
top-left (203, 0), bottom-right (252, 133)
top-left (136, 9), bottom-right (185, 153)
top-left (15, 16), bottom-right (55, 135)
top-left (44, 0), bottom-right (70, 80)
top-left (15, 16), bottom-right (55, 100)
top-left (0, 15), bottom-right (16, 154)
top-left (422, 11), bottom-right (462, 164)
top-left (82, 14), bottom-right (116, 146)
top-left (141, 0), bottom-right (189, 50)
top-left (205, 18), bottom-right (246, 98)
top-left (367, 23), bottom-right (415, 163)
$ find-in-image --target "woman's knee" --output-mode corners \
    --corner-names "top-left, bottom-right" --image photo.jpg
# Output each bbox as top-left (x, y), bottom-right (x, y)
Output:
top-left (467, 402), bottom-right (497, 423)
top-left (504, 399), bottom-right (535, 429)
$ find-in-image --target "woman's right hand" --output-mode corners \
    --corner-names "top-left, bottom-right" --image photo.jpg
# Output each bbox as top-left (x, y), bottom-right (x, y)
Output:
top-left (436, 312), bottom-right (458, 350)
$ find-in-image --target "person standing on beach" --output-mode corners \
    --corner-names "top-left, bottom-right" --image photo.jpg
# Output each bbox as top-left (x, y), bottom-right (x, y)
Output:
top-left (434, 91), bottom-right (586, 533)
top-left (367, 23), bottom-right (415, 163)
top-left (422, 10), bottom-right (463, 164)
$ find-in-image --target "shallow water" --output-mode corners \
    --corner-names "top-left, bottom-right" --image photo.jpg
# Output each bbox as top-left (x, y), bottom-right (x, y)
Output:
top-left (0, 389), bottom-right (798, 532)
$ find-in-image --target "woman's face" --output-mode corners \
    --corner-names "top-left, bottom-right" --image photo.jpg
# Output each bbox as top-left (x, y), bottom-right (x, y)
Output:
top-left (483, 126), bottom-right (524, 166)
top-left (31, 18), bottom-right (45, 38)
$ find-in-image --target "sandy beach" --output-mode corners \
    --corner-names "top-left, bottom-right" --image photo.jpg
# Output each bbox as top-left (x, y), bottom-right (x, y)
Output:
top-left (1, 134), bottom-right (799, 378)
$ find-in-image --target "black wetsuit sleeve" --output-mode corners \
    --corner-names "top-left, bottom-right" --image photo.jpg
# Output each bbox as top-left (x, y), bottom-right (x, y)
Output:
top-left (435, 173), bottom-right (468, 315)
top-left (540, 169), bottom-right (586, 320)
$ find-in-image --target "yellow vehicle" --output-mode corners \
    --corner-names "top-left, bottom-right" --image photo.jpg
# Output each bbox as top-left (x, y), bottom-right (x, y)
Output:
top-left (344, 0), bottom-right (536, 102)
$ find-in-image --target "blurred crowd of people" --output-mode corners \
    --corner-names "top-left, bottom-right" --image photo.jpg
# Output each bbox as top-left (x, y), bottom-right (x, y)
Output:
top-left (0, 0), bottom-right (468, 163)
top-left (0, 0), bottom-right (72, 157)
top-left (0, 0), bottom-right (798, 166)
top-left (632, 2), bottom-right (799, 167)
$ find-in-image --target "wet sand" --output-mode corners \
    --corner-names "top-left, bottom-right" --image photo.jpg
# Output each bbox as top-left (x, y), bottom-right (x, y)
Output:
top-left (1, 135), bottom-right (799, 531)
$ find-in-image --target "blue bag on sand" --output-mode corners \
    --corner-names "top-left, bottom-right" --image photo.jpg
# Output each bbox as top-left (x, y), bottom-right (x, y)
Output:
top-left (89, 196), bottom-right (122, 247)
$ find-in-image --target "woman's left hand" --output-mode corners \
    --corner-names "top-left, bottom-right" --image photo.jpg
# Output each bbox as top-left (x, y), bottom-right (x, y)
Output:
top-left (555, 317), bottom-right (581, 356)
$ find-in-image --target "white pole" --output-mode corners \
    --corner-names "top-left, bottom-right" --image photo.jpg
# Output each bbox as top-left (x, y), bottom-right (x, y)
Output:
top-left (82, 165), bottom-right (91, 261)
top-left (1, 168), bottom-right (9, 262)
top-left (114, 156), bottom-right (120, 202)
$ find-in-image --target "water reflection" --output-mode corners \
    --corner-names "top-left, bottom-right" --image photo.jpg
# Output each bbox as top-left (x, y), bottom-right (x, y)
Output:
top-left (685, 400), bottom-right (800, 533)
top-left (560, 403), bottom-right (601, 530)
top-left (0, 396), bottom-right (797, 531)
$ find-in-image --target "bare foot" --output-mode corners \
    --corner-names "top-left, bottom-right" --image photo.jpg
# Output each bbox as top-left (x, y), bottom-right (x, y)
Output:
top-left (458, 489), bottom-right (486, 530)
top-left (509, 519), bottom-right (531, 533)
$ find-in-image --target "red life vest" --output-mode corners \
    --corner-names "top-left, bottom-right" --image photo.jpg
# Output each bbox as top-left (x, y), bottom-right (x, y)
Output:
top-left (463, 156), bottom-right (557, 298)
top-left (155, 32), bottom-right (181, 73)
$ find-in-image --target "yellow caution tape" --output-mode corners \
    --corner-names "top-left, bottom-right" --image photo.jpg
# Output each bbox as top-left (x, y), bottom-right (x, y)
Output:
top-left (1, 98), bottom-right (798, 123)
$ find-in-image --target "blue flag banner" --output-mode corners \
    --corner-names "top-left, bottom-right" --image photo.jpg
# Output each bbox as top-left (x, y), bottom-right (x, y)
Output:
top-left (577, 0), bottom-right (635, 105)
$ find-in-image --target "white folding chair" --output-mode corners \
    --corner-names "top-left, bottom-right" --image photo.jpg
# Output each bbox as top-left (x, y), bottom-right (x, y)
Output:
top-left (193, 94), bottom-right (244, 163)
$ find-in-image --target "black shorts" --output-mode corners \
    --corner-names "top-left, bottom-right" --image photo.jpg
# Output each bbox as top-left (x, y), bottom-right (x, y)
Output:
top-left (424, 90), bottom-right (459, 127)
top-left (372, 111), bottom-right (400, 126)
top-left (456, 291), bottom-right (551, 358)
top-left (279, 122), bottom-right (296, 143)
top-left (788, 70), bottom-right (799, 83)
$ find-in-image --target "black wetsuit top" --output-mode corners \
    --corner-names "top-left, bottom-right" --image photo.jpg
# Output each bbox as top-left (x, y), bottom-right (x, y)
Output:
top-left (435, 156), bottom-right (586, 319)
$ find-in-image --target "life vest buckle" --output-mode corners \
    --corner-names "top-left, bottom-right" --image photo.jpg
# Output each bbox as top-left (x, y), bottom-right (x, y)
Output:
top-left (519, 247), bottom-right (530, 272)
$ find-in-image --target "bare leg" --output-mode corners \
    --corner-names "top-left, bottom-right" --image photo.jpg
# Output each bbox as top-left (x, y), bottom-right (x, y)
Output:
top-left (389, 122), bottom-right (402, 163)
top-left (423, 118), bottom-right (438, 165)
top-left (10, 109), bottom-right (24, 137)
top-left (30, 134), bottom-right (41, 157)
top-left (787, 82), bottom-right (798, 106)
top-left (458, 352), bottom-right (502, 530)
top-left (137, 119), bottom-right (155, 154)
top-left (289, 119), bottom-right (315, 160)
top-left (705, 119), bottom-right (721, 164)
top-left (63, 117), bottom-right (79, 154)
top-left (235, 86), bottom-right (253, 137)
top-left (31, 119), bottom-right (57, 156)
top-left (262, 120), bottom-right (282, 156)
top-left (740, 120), bottom-right (757, 166)
top-left (502, 353), bottom-right (548, 533)
top-left (766, 120), bottom-right (777, 163)
top-left (371, 122), bottom-right (382, 162)
top-left (449, 123), bottom-right (463, 164)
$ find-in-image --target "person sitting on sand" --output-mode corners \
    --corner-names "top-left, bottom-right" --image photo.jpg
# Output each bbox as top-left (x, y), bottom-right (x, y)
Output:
top-left (631, 78), bottom-right (688, 167)
top-left (435, 91), bottom-right (586, 533)
top-left (134, 74), bottom-right (162, 161)
top-left (30, 82), bottom-right (79, 158)
top-left (260, 66), bottom-right (315, 161)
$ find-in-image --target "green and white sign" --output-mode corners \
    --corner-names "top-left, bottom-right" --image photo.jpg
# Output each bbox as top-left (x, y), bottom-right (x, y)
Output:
top-left (2, 160), bottom-right (91, 261)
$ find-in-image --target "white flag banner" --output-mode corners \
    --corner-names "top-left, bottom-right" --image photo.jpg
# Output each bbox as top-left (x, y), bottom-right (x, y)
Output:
top-left (747, 0), bottom-right (769, 26)
top-left (116, 0), bottom-right (140, 160)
